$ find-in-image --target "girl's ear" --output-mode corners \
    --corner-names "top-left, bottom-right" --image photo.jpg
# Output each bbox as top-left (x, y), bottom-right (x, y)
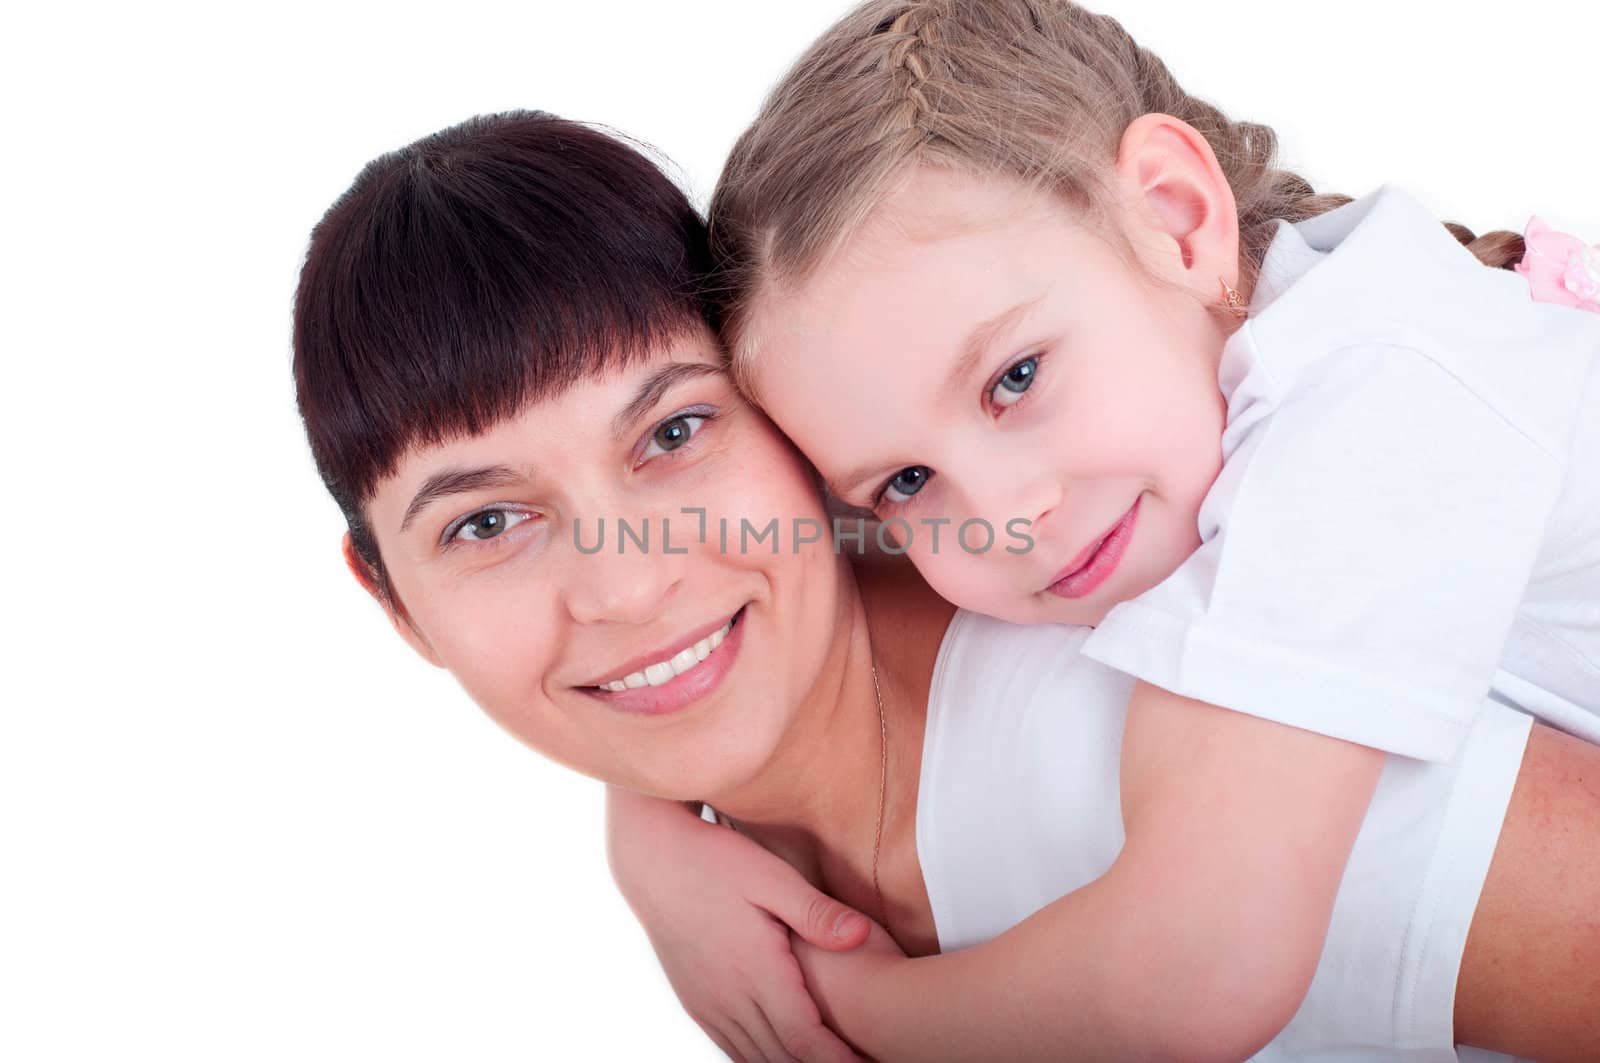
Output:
top-left (1112, 113), bottom-right (1241, 291)
top-left (342, 532), bottom-right (443, 668)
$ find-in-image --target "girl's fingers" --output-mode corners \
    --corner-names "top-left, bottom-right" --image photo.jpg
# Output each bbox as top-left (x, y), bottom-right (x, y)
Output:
top-left (723, 1019), bottom-right (766, 1063)
top-left (755, 999), bottom-right (865, 1063)
top-left (750, 855), bottom-right (870, 950)
top-left (704, 1025), bottom-right (744, 1062)
top-left (739, 1002), bottom-right (798, 1063)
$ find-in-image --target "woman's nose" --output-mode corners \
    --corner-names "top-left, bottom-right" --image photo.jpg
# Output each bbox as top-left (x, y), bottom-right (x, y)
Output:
top-left (561, 516), bottom-right (685, 626)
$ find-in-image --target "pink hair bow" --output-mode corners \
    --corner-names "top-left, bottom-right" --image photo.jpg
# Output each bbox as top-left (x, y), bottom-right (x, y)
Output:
top-left (1517, 218), bottom-right (1600, 313)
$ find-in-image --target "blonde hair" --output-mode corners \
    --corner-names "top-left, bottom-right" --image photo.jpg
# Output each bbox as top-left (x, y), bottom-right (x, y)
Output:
top-left (709, 0), bottom-right (1522, 375)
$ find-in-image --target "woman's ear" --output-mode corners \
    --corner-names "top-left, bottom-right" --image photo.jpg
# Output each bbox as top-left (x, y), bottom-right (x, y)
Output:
top-left (1112, 113), bottom-right (1241, 291)
top-left (342, 532), bottom-right (443, 668)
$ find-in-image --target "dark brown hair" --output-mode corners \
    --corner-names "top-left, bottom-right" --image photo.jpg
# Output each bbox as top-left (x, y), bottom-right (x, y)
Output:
top-left (293, 111), bottom-right (713, 594)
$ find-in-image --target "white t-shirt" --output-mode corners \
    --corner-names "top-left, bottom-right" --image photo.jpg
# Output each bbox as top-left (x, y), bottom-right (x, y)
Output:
top-left (920, 609), bottom-right (1534, 1062)
top-left (1081, 186), bottom-right (1600, 763)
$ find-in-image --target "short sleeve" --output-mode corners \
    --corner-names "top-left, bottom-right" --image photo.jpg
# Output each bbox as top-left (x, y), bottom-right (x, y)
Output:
top-left (1081, 339), bottom-right (1569, 762)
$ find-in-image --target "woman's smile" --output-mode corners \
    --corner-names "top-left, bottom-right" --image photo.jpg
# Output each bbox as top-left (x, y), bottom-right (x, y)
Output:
top-left (580, 606), bottom-right (749, 717)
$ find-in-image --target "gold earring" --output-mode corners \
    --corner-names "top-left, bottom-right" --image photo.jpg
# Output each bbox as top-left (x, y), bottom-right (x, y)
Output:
top-left (1219, 277), bottom-right (1248, 317)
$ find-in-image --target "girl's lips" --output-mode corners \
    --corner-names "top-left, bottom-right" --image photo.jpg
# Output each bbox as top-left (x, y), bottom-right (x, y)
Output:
top-left (582, 608), bottom-right (747, 717)
top-left (1045, 497), bottom-right (1141, 600)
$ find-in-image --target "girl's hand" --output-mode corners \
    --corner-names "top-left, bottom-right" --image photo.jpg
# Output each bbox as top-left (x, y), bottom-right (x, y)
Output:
top-left (791, 918), bottom-right (905, 1035)
top-left (605, 786), bottom-right (872, 1063)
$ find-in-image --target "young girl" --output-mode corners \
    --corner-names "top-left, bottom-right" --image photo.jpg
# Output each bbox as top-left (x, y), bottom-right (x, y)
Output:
top-left (611, 0), bottom-right (1600, 1057)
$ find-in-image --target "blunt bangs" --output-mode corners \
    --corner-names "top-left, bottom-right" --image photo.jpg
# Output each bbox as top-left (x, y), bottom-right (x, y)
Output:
top-left (293, 111), bottom-right (713, 551)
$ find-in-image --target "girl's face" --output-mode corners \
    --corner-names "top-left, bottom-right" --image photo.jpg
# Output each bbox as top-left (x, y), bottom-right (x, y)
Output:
top-left (359, 331), bottom-right (845, 803)
top-left (747, 166), bottom-right (1230, 627)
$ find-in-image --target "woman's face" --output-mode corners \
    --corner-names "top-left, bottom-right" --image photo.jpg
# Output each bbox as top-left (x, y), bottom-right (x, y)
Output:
top-left (359, 330), bottom-right (845, 803)
top-left (745, 166), bottom-right (1230, 627)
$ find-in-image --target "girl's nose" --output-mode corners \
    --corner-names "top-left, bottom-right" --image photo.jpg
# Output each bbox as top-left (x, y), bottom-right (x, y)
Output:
top-left (958, 460), bottom-right (1065, 536)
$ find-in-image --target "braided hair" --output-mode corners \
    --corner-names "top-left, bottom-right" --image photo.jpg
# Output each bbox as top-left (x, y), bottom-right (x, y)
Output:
top-left (709, 0), bottom-right (1521, 377)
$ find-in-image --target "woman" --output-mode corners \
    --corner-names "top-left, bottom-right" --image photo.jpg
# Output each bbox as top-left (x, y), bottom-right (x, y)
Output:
top-left (293, 111), bottom-right (1599, 1062)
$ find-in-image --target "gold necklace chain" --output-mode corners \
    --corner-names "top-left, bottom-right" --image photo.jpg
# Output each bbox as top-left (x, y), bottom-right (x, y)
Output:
top-left (869, 662), bottom-right (891, 939)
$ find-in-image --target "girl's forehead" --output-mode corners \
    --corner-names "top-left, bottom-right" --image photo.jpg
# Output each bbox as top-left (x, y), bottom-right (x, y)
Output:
top-left (736, 169), bottom-right (1122, 411)
top-left (757, 194), bottom-right (1077, 343)
top-left (869, 166), bottom-right (1074, 246)
top-left (763, 174), bottom-right (1089, 322)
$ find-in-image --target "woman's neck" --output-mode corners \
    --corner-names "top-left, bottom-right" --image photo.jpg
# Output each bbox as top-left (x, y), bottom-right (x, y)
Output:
top-left (713, 554), bottom-right (955, 954)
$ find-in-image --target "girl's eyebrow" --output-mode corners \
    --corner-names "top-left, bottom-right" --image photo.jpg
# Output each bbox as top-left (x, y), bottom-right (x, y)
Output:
top-left (610, 362), bottom-right (725, 438)
top-left (944, 296), bottom-right (1043, 398)
top-left (825, 466), bottom-right (890, 508)
top-left (400, 465), bottom-right (523, 533)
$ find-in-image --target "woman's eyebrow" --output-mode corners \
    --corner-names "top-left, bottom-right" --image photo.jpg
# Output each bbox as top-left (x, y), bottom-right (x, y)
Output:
top-left (611, 361), bottom-right (725, 438)
top-left (400, 465), bottom-right (523, 533)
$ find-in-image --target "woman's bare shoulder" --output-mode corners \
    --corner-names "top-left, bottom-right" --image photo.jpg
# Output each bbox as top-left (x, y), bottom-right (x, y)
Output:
top-left (1456, 722), bottom-right (1600, 1060)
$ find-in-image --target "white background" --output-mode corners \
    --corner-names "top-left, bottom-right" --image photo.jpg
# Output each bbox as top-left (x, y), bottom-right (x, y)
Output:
top-left (3, 1), bottom-right (1596, 1060)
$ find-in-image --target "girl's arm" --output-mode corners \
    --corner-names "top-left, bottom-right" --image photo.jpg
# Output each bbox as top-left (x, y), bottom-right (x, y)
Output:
top-left (605, 785), bottom-right (871, 1063)
top-left (797, 683), bottom-right (1385, 1063)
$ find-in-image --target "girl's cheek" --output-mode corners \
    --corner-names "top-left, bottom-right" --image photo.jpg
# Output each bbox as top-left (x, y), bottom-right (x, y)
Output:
top-left (907, 542), bottom-right (993, 616)
top-left (903, 537), bottom-right (947, 584)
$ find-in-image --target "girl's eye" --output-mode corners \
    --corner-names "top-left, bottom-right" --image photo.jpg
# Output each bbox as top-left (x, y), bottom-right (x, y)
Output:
top-left (641, 414), bottom-right (708, 460)
top-left (882, 466), bottom-right (932, 505)
top-left (451, 508), bottom-right (533, 543)
top-left (990, 355), bottom-right (1037, 409)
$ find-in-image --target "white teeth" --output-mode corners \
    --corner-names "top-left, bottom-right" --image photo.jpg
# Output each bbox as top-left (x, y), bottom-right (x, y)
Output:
top-left (598, 618), bottom-right (735, 691)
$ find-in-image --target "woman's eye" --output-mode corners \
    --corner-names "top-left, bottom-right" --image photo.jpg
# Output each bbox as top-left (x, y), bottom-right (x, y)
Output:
top-left (641, 414), bottom-right (708, 460)
top-left (990, 355), bottom-right (1037, 409)
top-left (452, 508), bottom-right (532, 543)
top-left (882, 466), bottom-right (932, 505)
